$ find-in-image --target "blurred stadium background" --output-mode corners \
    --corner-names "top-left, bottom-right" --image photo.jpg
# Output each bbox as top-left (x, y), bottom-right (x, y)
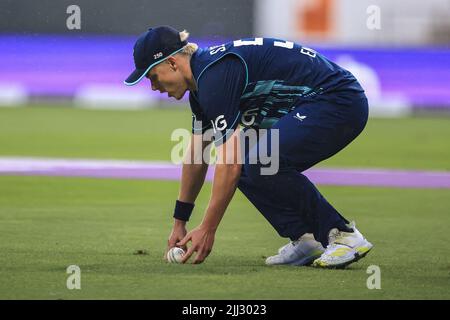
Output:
top-left (1, 0), bottom-right (449, 114)
top-left (0, 0), bottom-right (449, 300)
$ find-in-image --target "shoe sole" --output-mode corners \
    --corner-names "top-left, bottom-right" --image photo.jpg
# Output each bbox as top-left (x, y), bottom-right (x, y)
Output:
top-left (313, 244), bottom-right (373, 269)
top-left (266, 250), bottom-right (324, 267)
top-left (289, 252), bottom-right (324, 266)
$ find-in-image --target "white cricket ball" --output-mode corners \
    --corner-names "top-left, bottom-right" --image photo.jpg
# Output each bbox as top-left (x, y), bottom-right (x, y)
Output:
top-left (167, 247), bottom-right (185, 263)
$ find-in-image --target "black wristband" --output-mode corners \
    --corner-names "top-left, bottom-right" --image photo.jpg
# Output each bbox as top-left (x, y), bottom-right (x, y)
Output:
top-left (173, 200), bottom-right (194, 222)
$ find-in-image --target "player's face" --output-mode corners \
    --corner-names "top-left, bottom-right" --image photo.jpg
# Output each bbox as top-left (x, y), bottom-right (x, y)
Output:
top-left (146, 61), bottom-right (187, 100)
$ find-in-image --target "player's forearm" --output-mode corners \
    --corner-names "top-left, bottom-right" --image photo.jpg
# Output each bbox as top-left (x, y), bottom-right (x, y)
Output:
top-left (178, 161), bottom-right (209, 204)
top-left (177, 135), bottom-right (210, 204)
top-left (201, 163), bottom-right (242, 231)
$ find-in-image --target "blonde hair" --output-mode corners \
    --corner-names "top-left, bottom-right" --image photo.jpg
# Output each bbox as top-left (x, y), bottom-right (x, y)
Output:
top-left (178, 30), bottom-right (198, 56)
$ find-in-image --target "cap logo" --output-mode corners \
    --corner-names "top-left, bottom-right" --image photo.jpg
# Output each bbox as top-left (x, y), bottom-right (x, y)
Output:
top-left (153, 52), bottom-right (163, 60)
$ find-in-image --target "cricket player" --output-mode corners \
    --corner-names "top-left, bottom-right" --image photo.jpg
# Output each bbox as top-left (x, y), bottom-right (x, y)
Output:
top-left (124, 26), bottom-right (373, 268)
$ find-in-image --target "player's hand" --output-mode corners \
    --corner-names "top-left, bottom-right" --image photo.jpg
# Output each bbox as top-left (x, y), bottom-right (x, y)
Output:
top-left (177, 224), bottom-right (216, 264)
top-left (165, 219), bottom-right (187, 261)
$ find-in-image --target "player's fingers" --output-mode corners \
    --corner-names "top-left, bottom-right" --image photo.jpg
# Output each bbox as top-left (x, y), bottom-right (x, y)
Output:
top-left (170, 241), bottom-right (187, 254)
top-left (168, 238), bottom-right (178, 247)
top-left (193, 251), bottom-right (206, 264)
top-left (164, 239), bottom-right (178, 259)
top-left (193, 247), bottom-right (211, 264)
top-left (181, 246), bottom-right (195, 264)
top-left (176, 233), bottom-right (191, 247)
top-left (166, 240), bottom-right (175, 251)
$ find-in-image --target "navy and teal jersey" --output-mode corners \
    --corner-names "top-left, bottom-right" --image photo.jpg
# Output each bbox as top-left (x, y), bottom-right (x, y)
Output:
top-left (189, 37), bottom-right (365, 144)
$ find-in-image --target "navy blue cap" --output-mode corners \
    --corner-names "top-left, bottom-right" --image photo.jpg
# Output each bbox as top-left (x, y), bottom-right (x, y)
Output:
top-left (124, 26), bottom-right (187, 86)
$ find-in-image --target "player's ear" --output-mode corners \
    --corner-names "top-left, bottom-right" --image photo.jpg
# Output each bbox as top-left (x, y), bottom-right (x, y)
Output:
top-left (167, 57), bottom-right (177, 71)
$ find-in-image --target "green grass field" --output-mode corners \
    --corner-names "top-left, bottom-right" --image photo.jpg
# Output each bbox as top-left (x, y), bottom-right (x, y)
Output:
top-left (1, 105), bottom-right (449, 169)
top-left (0, 106), bottom-right (449, 299)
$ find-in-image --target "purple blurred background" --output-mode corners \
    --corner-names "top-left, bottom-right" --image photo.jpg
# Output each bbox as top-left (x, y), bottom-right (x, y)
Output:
top-left (1, 34), bottom-right (449, 108)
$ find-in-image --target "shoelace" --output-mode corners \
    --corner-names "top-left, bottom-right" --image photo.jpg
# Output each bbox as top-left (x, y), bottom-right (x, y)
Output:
top-left (326, 230), bottom-right (348, 249)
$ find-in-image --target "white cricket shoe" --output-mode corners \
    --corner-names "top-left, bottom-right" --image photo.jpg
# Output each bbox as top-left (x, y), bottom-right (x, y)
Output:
top-left (265, 233), bottom-right (325, 266)
top-left (312, 222), bottom-right (373, 269)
